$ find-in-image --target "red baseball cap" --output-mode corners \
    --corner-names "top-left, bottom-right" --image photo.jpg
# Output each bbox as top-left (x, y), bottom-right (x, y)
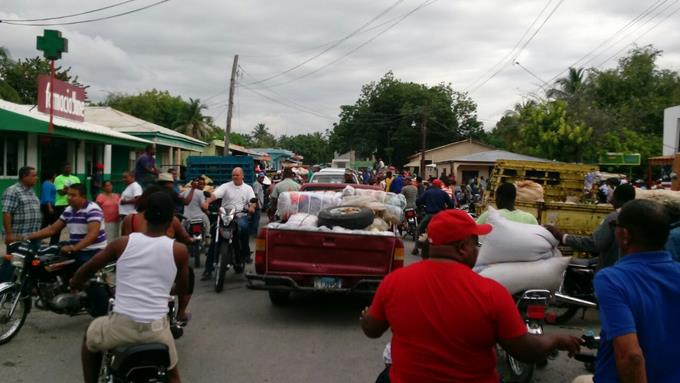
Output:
top-left (427, 209), bottom-right (492, 245)
top-left (432, 179), bottom-right (443, 188)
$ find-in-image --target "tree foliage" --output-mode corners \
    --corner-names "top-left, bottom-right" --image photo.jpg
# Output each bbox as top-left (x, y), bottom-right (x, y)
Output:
top-left (329, 71), bottom-right (482, 167)
top-left (0, 48), bottom-right (83, 104)
top-left (490, 45), bottom-right (680, 166)
top-left (278, 132), bottom-right (333, 165)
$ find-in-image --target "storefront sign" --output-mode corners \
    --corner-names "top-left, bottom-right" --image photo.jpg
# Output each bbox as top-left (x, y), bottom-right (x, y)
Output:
top-left (37, 74), bottom-right (85, 122)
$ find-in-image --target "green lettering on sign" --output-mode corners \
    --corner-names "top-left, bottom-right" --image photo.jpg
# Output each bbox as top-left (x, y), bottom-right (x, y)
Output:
top-left (36, 29), bottom-right (68, 60)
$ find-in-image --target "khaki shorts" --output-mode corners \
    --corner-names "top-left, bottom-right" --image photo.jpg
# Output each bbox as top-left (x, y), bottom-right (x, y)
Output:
top-left (86, 312), bottom-right (177, 369)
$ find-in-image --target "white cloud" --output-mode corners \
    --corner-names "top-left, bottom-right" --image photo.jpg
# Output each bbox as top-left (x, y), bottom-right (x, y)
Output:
top-left (2, 0), bottom-right (679, 135)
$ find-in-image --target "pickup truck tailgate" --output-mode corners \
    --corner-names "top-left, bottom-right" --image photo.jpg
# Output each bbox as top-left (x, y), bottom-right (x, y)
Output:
top-left (265, 229), bottom-right (397, 276)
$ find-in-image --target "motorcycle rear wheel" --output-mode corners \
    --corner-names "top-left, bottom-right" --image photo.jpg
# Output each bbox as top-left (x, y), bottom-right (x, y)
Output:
top-left (0, 287), bottom-right (30, 345)
top-left (191, 242), bottom-right (201, 269)
top-left (497, 347), bottom-right (534, 383)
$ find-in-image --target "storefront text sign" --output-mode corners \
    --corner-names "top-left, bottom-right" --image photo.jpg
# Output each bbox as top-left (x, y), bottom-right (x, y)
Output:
top-left (37, 74), bottom-right (85, 122)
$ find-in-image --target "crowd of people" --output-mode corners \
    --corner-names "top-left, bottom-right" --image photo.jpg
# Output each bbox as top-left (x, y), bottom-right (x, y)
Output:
top-left (4, 149), bottom-right (680, 382)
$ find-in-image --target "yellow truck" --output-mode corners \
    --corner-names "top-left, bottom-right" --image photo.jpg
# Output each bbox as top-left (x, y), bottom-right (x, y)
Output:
top-left (481, 160), bottom-right (613, 236)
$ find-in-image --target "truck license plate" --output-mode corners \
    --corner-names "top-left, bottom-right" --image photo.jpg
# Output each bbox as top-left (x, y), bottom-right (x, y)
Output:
top-left (314, 277), bottom-right (342, 290)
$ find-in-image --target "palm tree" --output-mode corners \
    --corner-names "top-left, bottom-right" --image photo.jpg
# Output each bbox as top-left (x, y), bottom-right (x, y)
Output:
top-left (547, 67), bottom-right (586, 100)
top-left (173, 98), bottom-right (213, 140)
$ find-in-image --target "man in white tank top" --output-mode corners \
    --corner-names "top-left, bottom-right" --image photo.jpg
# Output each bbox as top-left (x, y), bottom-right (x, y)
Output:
top-left (71, 191), bottom-right (189, 383)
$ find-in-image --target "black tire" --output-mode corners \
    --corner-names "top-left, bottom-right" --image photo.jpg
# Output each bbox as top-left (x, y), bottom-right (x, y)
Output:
top-left (214, 243), bottom-right (230, 293)
top-left (170, 325), bottom-right (184, 340)
top-left (191, 243), bottom-right (201, 269)
top-left (268, 291), bottom-right (290, 306)
top-left (317, 206), bottom-right (374, 230)
top-left (233, 263), bottom-right (245, 274)
top-left (497, 346), bottom-right (534, 383)
top-left (0, 286), bottom-right (30, 345)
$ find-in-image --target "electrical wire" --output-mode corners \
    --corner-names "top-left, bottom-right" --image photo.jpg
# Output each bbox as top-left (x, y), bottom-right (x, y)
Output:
top-left (467, 0), bottom-right (564, 94)
top-left (245, 0), bottom-right (405, 86)
top-left (543, 0), bottom-right (670, 85)
top-left (464, 0), bottom-right (555, 93)
top-left (0, 0), bottom-right (140, 22)
top-left (260, 0), bottom-right (439, 89)
top-left (0, 0), bottom-right (169, 26)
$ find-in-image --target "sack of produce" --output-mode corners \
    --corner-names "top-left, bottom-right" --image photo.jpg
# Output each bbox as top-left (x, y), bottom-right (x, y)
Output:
top-left (478, 256), bottom-right (571, 294)
top-left (366, 218), bottom-right (389, 232)
top-left (514, 180), bottom-right (544, 202)
top-left (635, 189), bottom-right (680, 215)
top-left (277, 191), bottom-right (343, 221)
top-left (476, 207), bottom-right (559, 267)
top-left (285, 213), bottom-right (319, 227)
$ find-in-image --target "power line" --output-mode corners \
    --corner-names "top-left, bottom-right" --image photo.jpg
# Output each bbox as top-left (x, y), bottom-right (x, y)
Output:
top-left (260, 0), bottom-right (439, 89)
top-left (238, 82), bottom-right (335, 121)
top-left (595, 0), bottom-right (680, 68)
top-left (468, 0), bottom-right (565, 94)
top-left (0, 0), bottom-right (169, 26)
top-left (0, 0), bottom-right (140, 22)
top-left (463, 0), bottom-right (555, 92)
top-left (245, 0), bottom-right (405, 86)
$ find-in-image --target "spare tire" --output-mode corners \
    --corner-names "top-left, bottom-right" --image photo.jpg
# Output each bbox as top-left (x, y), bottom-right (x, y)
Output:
top-left (318, 206), bottom-right (375, 230)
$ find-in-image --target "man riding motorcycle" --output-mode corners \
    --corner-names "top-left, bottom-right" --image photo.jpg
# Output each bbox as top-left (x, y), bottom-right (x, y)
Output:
top-left (201, 167), bottom-right (257, 279)
top-left (70, 191), bottom-right (190, 383)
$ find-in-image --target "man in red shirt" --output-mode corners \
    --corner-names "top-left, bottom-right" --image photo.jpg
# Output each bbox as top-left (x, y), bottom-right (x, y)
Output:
top-left (361, 209), bottom-right (581, 383)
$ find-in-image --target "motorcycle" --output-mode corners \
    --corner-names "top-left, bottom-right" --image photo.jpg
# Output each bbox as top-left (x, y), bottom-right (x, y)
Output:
top-left (548, 257), bottom-right (598, 325)
top-left (213, 206), bottom-right (248, 293)
top-left (0, 241), bottom-right (115, 345)
top-left (401, 208), bottom-right (418, 242)
top-left (98, 298), bottom-right (173, 383)
top-left (183, 218), bottom-right (205, 268)
top-left (574, 332), bottom-right (599, 374)
top-left (497, 289), bottom-right (553, 383)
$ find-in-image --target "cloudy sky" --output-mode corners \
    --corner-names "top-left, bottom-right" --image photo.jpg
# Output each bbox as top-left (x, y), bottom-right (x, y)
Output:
top-left (2, 0), bottom-right (679, 137)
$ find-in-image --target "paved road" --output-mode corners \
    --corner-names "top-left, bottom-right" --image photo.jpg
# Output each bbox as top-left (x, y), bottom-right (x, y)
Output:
top-left (0, 238), bottom-right (599, 382)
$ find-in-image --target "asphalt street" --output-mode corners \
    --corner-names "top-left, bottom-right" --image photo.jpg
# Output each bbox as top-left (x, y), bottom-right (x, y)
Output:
top-left (0, 238), bottom-right (600, 383)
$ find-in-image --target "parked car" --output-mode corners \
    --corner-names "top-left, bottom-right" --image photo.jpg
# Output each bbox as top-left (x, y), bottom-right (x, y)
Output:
top-left (245, 183), bottom-right (404, 305)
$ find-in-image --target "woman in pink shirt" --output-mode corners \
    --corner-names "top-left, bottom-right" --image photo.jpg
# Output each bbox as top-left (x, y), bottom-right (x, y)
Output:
top-left (95, 180), bottom-right (121, 241)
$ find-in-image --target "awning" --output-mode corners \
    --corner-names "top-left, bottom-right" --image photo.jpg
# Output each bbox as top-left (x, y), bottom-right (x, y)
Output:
top-left (0, 99), bottom-right (150, 147)
top-left (85, 107), bottom-right (207, 151)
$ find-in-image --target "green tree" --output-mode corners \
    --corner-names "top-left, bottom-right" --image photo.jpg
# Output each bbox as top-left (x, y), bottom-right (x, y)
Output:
top-left (329, 71), bottom-right (482, 167)
top-left (104, 89), bottom-right (188, 129)
top-left (249, 123), bottom-right (277, 148)
top-left (173, 98), bottom-right (213, 140)
top-left (205, 129), bottom-right (253, 147)
top-left (0, 52), bottom-right (82, 104)
top-left (278, 132), bottom-right (333, 165)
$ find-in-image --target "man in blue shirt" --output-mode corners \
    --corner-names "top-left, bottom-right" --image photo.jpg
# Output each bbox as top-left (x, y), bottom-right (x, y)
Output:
top-left (135, 144), bottom-right (158, 190)
top-left (572, 199), bottom-right (680, 383)
top-left (412, 179), bottom-right (453, 255)
top-left (388, 171), bottom-right (405, 194)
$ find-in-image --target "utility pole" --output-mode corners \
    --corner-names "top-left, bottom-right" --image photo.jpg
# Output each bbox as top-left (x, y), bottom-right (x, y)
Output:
top-left (420, 105), bottom-right (428, 177)
top-left (223, 54), bottom-right (239, 156)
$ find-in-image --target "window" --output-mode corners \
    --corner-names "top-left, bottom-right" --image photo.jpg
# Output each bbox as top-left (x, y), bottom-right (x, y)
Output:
top-left (0, 136), bottom-right (22, 177)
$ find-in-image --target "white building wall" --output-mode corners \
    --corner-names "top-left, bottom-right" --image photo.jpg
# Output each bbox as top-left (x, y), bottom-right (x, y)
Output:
top-left (663, 105), bottom-right (680, 156)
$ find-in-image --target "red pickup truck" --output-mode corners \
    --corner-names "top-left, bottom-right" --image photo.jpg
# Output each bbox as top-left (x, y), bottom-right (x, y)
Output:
top-left (245, 183), bottom-right (405, 305)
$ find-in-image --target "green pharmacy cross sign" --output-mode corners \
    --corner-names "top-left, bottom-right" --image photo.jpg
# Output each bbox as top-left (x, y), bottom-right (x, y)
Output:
top-left (36, 29), bottom-right (68, 60)
top-left (36, 29), bottom-right (69, 133)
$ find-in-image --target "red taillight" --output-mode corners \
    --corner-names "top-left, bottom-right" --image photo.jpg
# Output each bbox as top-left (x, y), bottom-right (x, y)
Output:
top-left (527, 305), bottom-right (546, 320)
top-left (405, 210), bottom-right (416, 218)
top-left (392, 241), bottom-right (404, 271)
top-left (190, 224), bottom-right (202, 234)
top-left (255, 228), bottom-right (267, 274)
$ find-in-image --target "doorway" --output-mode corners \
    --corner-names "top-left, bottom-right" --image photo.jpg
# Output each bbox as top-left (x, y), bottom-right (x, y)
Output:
top-left (39, 136), bottom-right (68, 181)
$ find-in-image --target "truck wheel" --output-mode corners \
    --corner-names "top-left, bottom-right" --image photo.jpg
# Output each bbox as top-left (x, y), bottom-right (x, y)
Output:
top-left (268, 291), bottom-right (290, 306)
top-left (318, 206), bottom-right (374, 230)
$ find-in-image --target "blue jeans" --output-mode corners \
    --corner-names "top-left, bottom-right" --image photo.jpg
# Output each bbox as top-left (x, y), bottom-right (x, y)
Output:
top-left (249, 210), bottom-right (261, 236)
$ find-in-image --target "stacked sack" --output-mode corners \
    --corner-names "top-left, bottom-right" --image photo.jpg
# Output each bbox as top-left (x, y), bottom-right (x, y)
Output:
top-left (341, 186), bottom-right (407, 225)
top-left (514, 180), bottom-right (544, 202)
top-left (276, 191), bottom-right (343, 221)
top-left (475, 208), bottom-right (570, 294)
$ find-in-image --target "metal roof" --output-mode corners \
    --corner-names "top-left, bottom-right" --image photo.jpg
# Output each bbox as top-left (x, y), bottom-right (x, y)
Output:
top-left (85, 107), bottom-right (206, 151)
top-left (440, 150), bottom-right (552, 163)
top-left (0, 99), bottom-right (150, 146)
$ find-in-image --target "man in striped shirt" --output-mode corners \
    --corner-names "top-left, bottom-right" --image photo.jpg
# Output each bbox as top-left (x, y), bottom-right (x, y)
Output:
top-left (26, 184), bottom-right (107, 265)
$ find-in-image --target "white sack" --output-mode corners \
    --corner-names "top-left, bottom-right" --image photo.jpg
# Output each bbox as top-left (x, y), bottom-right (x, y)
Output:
top-left (476, 207), bottom-right (559, 267)
top-left (478, 256), bottom-right (571, 294)
top-left (285, 213), bottom-right (319, 227)
top-left (277, 191), bottom-right (343, 221)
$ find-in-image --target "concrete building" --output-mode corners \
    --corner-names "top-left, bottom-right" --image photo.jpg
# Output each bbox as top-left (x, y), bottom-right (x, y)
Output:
top-left (0, 99), bottom-right (149, 212)
top-left (403, 139), bottom-right (495, 178)
top-left (85, 107), bottom-right (207, 180)
top-left (437, 150), bottom-right (552, 183)
top-left (662, 105), bottom-right (680, 156)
